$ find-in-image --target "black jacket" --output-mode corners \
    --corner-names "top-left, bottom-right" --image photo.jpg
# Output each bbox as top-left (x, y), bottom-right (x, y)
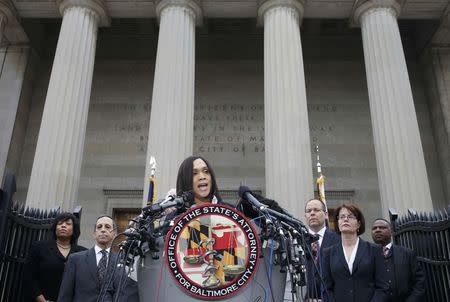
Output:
top-left (23, 239), bottom-right (87, 301)
top-left (322, 239), bottom-right (389, 302)
top-left (384, 245), bottom-right (425, 302)
top-left (305, 228), bottom-right (341, 299)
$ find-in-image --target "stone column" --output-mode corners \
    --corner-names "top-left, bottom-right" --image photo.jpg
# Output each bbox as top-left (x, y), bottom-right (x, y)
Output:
top-left (26, 0), bottom-right (109, 209)
top-left (143, 0), bottom-right (201, 204)
top-left (0, 13), bottom-right (5, 44)
top-left (354, 0), bottom-right (433, 214)
top-left (0, 46), bottom-right (30, 185)
top-left (257, 0), bottom-right (313, 218)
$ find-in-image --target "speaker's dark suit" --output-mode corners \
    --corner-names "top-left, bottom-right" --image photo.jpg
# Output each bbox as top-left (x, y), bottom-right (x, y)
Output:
top-left (322, 239), bottom-right (388, 302)
top-left (305, 229), bottom-right (341, 299)
top-left (383, 245), bottom-right (425, 302)
top-left (58, 248), bottom-right (116, 302)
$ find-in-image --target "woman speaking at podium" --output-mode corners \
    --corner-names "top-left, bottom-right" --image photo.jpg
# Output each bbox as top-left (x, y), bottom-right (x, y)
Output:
top-left (175, 156), bottom-right (223, 207)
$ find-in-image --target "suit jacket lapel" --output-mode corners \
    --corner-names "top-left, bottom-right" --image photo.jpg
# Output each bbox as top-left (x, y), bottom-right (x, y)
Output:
top-left (86, 248), bottom-right (99, 282)
top-left (108, 251), bottom-right (118, 274)
top-left (322, 230), bottom-right (330, 249)
top-left (352, 239), bottom-right (365, 274)
top-left (391, 246), bottom-right (402, 287)
top-left (336, 243), bottom-right (349, 274)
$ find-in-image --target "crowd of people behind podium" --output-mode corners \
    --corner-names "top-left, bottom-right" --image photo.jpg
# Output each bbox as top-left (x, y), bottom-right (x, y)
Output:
top-left (23, 156), bottom-right (425, 302)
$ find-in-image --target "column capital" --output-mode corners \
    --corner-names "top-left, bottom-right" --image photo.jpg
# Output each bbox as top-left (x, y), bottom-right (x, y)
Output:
top-left (257, 0), bottom-right (305, 25)
top-left (156, 0), bottom-right (203, 26)
top-left (0, 0), bottom-right (20, 26)
top-left (57, 0), bottom-right (110, 27)
top-left (353, 0), bottom-right (400, 26)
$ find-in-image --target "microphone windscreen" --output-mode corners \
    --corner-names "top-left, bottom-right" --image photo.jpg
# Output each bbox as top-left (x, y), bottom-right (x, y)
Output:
top-left (165, 188), bottom-right (177, 199)
top-left (182, 191), bottom-right (194, 203)
top-left (238, 186), bottom-right (252, 198)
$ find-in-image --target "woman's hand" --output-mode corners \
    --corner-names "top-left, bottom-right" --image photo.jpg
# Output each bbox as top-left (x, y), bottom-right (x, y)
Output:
top-left (35, 294), bottom-right (46, 302)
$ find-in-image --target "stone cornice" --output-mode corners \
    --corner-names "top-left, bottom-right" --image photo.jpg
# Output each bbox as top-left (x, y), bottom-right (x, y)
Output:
top-left (353, 0), bottom-right (401, 27)
top-left (0, 0), bottom-right (28, 44)
top-left (57, 0), bottom-right (111, 27)
top-left (431, 2), bottom-right (450, 46)
top-left (257, 0), bottom-right (305, 25)
top-left (156, 0), bottom-right (203, 26)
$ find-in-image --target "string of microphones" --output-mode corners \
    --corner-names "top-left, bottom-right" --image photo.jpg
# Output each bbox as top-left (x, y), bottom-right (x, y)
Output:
top-left (115, 186), bottom-right (319, 298)
top-left (237, 186), bottom-right (320, 296)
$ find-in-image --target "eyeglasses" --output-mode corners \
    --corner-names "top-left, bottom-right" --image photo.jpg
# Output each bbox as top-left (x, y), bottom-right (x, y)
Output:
top-left (338, 214), bottom-right (357, 220)
top-left (305, 208), bottom-right (324, 214)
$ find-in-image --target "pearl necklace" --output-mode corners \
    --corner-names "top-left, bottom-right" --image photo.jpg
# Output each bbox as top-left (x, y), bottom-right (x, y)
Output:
top-left (56, 241), bottom-right (71, 250)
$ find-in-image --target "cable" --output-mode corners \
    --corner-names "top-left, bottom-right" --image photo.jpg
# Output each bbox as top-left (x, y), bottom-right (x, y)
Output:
top-left (155, 247), bottom-right (166, 302)
top-left (265, 240), bottom-right (275, 302)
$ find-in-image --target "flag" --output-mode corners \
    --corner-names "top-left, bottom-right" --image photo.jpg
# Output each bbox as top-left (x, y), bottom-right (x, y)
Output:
top-left (147, 156), bottom-right (156, 205)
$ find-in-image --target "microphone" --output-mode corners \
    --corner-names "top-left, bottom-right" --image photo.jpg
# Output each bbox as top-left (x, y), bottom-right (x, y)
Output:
top-left (123, 228), bottom-right (142, 239)
top-left (238, 186), bottom-right (268, 211)
top-left (142, 191), bottom-right (194, 216)
top-left (238, 186), bottom-right (308, 232)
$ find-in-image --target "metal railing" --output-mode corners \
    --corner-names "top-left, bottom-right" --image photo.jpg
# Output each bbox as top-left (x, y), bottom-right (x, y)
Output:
top-left (0, 174), bottom-right (81, 302)
top-left (390, 206), bottom-right (450, 302)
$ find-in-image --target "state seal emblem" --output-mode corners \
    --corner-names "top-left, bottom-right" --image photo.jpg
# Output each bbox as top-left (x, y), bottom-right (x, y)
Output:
top-left (165, 204), bottom-right (260, 299)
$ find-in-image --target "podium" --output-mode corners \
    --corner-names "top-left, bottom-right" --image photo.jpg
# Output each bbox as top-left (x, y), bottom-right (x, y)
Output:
top-left (137, 244), bottom-right (286, 301)
top-left (136, 204), bottom-right (287, 301)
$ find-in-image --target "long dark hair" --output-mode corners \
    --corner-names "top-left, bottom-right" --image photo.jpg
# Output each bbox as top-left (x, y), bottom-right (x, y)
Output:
top-left (176, 156), bottom-right (221, 205)
top-left (51, 212), bottom-right (81, 244)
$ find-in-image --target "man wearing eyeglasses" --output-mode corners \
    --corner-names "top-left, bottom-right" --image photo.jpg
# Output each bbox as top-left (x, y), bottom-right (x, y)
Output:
top-left (371, 218), bottom-right (425, 302)
top-left (304, 199), bottom-right (340, 301)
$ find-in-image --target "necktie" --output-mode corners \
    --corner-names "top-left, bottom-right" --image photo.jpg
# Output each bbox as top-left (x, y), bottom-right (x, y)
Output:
top-left (98, 250), bottom-right (108, 283)
top-left (311, 240), bottom-right (320, 264)
top-left (383, 246), bottom-right (390, 258)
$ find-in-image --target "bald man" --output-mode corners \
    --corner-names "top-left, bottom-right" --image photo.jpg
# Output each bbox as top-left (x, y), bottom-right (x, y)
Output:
top-left (371, 218), bottom-right (425, 302)
top-left (304, 199), bottom-right (340, 301)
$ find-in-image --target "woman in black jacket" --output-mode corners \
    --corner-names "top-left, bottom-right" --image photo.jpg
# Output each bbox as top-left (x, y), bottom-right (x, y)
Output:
top-left (322, 204), bottom-right (388, 302)
top-left (24, 212), bottom-right (87, 302)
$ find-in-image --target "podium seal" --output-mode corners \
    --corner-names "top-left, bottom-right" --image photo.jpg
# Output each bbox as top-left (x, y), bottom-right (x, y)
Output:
top-left (165, 204), bottom-right (260, 299)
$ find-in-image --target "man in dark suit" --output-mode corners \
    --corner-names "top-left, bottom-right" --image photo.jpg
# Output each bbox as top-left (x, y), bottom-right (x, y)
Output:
top-left (371, 218), bottom-right (425, 302)
top-left (304, 199), bottom-right (340, 301)
top-left (58, 215), bottom-right (139, 302)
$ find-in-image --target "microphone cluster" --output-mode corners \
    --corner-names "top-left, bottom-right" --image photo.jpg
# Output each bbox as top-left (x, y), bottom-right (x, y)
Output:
top-left (238, 186), bottom-right (318, 295)
top-left (118, 191), bottom-right (194, 270)
top-left (117, 186), bottom-right (318, 300)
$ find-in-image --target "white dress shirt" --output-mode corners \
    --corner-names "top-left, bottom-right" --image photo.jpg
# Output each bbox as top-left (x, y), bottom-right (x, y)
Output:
top-left (94, 245), bottom-right (111, 266)
top-left (343, 237), bottom-right (359, 274)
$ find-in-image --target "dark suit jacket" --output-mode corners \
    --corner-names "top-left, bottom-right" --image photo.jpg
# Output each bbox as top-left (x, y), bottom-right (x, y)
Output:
top-left (322, 239), bottom-right (388, 302)
top-left (23, 240), bottom-right (87, 301)
top-left (58, 247), bottom-right (140, 302)
top-left (306, 229), bottom-right (341, 299)
top-left (111, 266), bottom-right (140, 302)
top-left (58, 248), bottom-right (117, 302)
top-left (385, 245), bottom-right (425, 302)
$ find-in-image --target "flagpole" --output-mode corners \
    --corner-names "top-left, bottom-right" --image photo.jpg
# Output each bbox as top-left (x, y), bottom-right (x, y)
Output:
top-left (315, 145), bottom-right (329, 227)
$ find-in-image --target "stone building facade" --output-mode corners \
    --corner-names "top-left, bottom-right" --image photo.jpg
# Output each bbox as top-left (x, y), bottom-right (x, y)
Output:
top-left (0, 0), bottom-right (449, 243)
